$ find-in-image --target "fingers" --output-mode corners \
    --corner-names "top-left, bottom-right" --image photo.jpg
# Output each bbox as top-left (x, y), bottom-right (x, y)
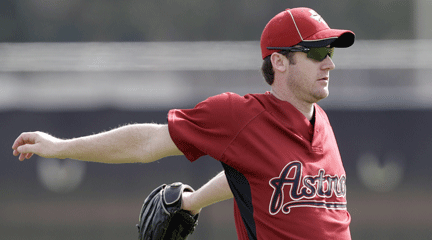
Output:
top-left (14, 146), bottom-right (34, 161)
top-left (16, 147), bottom-right (34, 161)
top-left (12, 132), bottom-right (38, 161)
top-left (19, 153), bottom-right (34, 161)
top-left (12, 132), bottom-right (35, 150)
top-left (11, 134), bottom-right (24, 151)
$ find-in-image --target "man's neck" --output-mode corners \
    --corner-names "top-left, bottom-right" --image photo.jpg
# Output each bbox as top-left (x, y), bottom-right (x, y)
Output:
top-left (270, 89), bottom-right (315, 121)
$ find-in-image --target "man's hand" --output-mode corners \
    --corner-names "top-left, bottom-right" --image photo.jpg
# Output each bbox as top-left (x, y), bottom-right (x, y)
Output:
top-left (12, 132), bottom-right (63, 161)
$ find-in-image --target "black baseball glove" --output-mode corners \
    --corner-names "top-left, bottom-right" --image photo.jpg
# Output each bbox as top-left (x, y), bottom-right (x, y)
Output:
top-left (137, 182), bottom-right (199, 240)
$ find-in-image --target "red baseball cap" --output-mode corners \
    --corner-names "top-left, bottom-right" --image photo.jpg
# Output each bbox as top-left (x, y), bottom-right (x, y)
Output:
top-left (260, 7), bottom-right (355, 59)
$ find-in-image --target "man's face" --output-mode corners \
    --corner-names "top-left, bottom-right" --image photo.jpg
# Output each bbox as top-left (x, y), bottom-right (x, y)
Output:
top-left (286, 49), bottom-right (336, 104)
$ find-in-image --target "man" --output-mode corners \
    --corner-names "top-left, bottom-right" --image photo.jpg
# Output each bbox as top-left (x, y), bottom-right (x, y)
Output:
top-left (13, 7), bottom-right (355, 240)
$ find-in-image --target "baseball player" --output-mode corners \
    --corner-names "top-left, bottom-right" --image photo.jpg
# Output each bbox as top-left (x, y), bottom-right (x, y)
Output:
top-left (13, 7), bottom-right (355, 240)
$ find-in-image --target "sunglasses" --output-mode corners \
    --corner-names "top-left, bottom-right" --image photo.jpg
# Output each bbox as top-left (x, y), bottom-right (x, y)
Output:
top-left (266, 46), bottom-right (335, 62)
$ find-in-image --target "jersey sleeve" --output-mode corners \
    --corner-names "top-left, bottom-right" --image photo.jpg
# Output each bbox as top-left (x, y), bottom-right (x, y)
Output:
top-left (168, 92), bottom-right (263, 162)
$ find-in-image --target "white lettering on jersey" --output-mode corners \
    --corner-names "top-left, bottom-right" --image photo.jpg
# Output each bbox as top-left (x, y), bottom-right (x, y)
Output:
top-left (269, 161), bottom-right (347, 215)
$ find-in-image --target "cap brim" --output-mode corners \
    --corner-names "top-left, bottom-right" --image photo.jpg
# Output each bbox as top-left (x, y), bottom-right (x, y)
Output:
top-left (299, 30), bottom-right (355, 48)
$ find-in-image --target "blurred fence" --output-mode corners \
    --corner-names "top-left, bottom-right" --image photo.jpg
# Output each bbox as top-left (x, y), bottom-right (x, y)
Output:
top-left (1, 40), bottom-right (432, 110)
top-left (1, 41), bottom-right (432, 240)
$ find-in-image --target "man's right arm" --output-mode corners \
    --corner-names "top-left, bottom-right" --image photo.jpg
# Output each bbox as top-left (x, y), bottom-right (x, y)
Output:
top-left (12, 124), bottom-right (235, 212)
top-left (12, 124), bottom-right (182, 163)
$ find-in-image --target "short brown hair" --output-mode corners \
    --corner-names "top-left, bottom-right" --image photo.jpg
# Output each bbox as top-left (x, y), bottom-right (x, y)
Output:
top-left (261, 51), bottom-right (296, 85)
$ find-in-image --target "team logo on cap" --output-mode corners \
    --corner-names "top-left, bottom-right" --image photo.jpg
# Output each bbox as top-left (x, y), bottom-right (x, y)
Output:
top-left (309, 10), bottom-right (326, 24)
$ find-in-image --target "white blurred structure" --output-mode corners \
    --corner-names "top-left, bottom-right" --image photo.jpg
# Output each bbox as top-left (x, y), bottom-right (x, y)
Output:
top-left (357, 152), bottom-right (405, 192)
top-left (0, 40), bottom-right (431, 110)
top-left (36, 157), bottom-right (86, 193)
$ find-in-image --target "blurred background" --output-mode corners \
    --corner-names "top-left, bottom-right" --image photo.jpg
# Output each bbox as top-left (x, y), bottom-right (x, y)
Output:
top-left (1, 0), bottom-right (432, 239)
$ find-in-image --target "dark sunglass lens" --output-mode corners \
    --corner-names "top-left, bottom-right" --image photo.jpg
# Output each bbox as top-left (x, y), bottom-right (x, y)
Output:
top-left (328, 47), bottom-right (335, 58)
top-left (307, 47), bottom-right (334, 61)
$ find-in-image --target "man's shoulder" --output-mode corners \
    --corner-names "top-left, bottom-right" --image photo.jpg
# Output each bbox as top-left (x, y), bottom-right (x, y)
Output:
top-left (206, 92), bottom-right (267, 107)
top-left (195, 92), bottom-right (267, 122)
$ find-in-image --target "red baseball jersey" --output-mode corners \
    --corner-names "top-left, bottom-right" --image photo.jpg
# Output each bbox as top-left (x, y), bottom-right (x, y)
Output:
top-left (168, 92), bottom-right (351, 240)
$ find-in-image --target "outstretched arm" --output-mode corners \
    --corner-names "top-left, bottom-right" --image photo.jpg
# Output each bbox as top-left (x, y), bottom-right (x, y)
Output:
top-left (13, 124), bottom-right (234, 212)
top-left (12, 124), bottom-right (182, 163)
top-left (182, 171), bottom-right (234, 215)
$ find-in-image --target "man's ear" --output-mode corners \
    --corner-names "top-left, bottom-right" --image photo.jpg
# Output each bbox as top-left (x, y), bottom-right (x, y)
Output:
top-left (270, 52), bottom-right (288, 73)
